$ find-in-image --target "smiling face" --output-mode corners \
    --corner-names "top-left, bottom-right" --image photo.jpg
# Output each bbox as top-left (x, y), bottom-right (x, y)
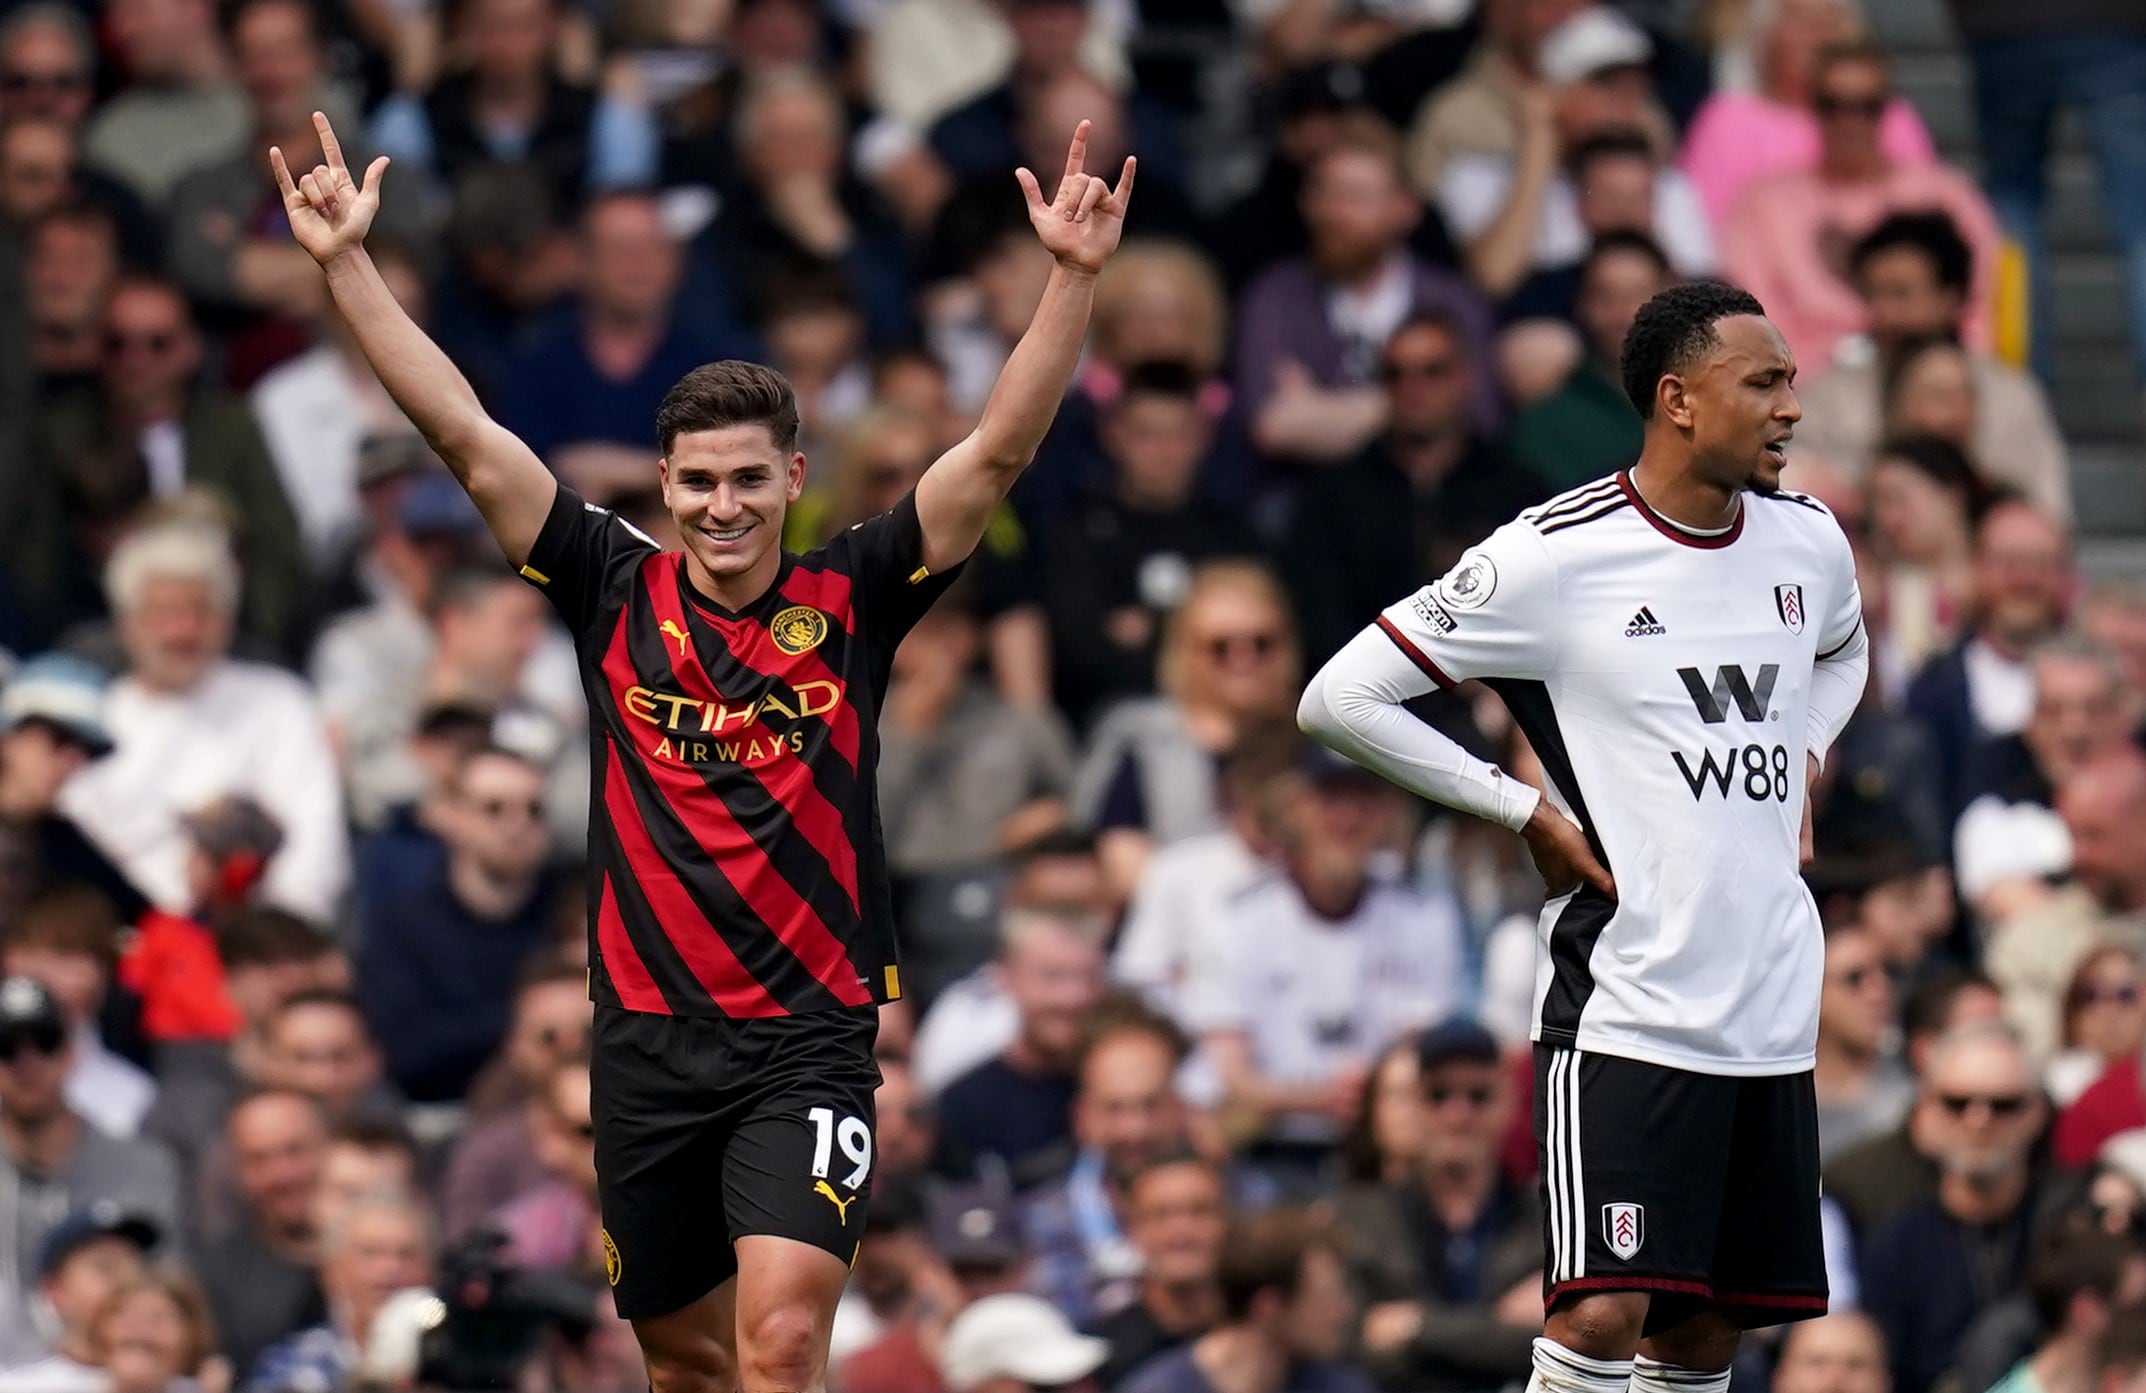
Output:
top-left (659, 425), bottom-right (806, 599)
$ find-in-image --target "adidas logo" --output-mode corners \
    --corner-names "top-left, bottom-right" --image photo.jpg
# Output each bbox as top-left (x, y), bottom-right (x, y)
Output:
top-left (1624, 606), bottom-right (1667, 637)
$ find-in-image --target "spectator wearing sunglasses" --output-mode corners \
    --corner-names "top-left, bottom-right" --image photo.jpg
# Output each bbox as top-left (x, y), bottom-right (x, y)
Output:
top-left (1816, 923), bottom-right (1916, 1164)
top-left (0, 977), bottom-right (182, 1369)
top-left (2048, 952), bottom-right (2146, 1116)
top-left (352, 745), bottom-right (562, 1104)
top-left (1334, 1019), bottom-right (1541, 1393)
top-left (1860, 1023), bottom-right (2061, 1393)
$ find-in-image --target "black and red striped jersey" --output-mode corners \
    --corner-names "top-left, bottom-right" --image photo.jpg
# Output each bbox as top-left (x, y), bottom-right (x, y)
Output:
top-left (521, 484), bottom-right (961, 1017)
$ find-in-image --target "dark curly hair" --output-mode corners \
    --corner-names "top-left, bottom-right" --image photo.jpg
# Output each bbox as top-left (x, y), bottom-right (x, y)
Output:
top-left (1852, 210), bottom-right (1975, 298)
top-left (1618, 281), bottom-right (1767, 419)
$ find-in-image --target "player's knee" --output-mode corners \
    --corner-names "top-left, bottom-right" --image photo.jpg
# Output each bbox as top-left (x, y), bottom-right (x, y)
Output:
top-left (1547, 1291), bottom-right (1649, 1359)
top-left (736, 1302), bottom-right (823, 1387)
top-left (1646, 1309), bottom-right (1743, 1371)
top-left (643, 1343), bottom-right (735, 1393)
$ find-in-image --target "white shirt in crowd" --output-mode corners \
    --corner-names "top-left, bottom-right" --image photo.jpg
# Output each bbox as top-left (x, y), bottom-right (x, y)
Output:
top-left (1438, 156), bottom-right (1717, 277)
top-left (1111, 830), bottom-right (1272, 1020)
top-left (1180, 874), bottom-right (1463, 1143)
top-left (250, 346), bottom-right (404, 560)
top-left (65, 1027), bottom-right (155, 1140)
top-left (61, 661), bottom-right (351, 924)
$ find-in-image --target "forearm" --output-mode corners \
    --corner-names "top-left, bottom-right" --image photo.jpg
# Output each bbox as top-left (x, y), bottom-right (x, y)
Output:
top-left (1299, 626), bottom-right (1540, 830)
top-left (1464, 137), bottom-right (1557, 298)
top-left (1253, 386), bottom-right (1386, 459)
top-left (321, 249), bottom-right (491, 464)
top-left (234, 243), bottom-right (331, 311)
top-left (970, 262), bottom-right (1098, 468)
top-left (1805, 622), bottom-right (1869, 771)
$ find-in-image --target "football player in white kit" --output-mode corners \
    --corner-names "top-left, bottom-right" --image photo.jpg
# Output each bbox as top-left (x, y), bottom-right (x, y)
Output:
top-left (1300, 281), bottom-right (1869, 1393)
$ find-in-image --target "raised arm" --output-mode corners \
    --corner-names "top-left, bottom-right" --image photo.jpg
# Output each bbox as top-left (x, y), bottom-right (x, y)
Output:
top-left (272, 112), bottom-right (555, 567)
top-left (913, 121), bottom-right (1135, 573)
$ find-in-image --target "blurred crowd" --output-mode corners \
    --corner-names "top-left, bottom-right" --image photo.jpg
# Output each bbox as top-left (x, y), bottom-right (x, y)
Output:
top-left (0, 0), bottom-right (2144, 1389)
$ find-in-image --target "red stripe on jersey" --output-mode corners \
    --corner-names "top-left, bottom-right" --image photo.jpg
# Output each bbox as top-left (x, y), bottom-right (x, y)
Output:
top-left (602, 740), bottom-right (785, 1015)
top-left (649, 564), bottom-right (864, 918)
top-left (769, 565), bottom-right (862, 772)
top-left (595, 870), bottom-right (667, 1013)
top-left (1375, 615), bottom-right (1458, 688)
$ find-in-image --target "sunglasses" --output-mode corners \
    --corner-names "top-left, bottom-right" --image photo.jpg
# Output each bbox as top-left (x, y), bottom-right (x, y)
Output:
top-left (0, 70), bottom-right (88, 95)
top-left (1936, 1092), bottom-right (2031, 1118)
top-left (103, 330), bottom-right (177, 356)
top-left (1815, 94), bottom-right (1888, 119)
top-left (1380, 357), bottom-right (1458, 384)
top-left (1424, 1084), bottom-right (1495, 1108)
top-left (1205, 632), bottom-right (1281, 662)
top-left (0, 1025), bottom-right (65, 1063)
top-left (475, 797), bottom-right (546, 821)
top-left (2074, 983), bottom-right (2142, 1008)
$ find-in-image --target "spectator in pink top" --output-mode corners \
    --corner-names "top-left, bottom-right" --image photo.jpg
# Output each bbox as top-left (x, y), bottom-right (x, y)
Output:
top-left (1721, 39), bottom-right (2002, 370)
top-left (1680, 0), bottom-right (1936, 228)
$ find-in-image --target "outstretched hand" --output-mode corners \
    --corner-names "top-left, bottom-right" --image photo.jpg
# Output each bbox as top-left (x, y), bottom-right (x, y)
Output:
top-left (1014, 120), bottom-right (1135, 276)
top-left (270, 111), bottom-right (389, 267)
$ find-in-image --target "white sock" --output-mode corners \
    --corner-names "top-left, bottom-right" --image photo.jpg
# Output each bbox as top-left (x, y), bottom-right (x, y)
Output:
top-left (1631, 1353), bottom-right (1733, 1393)
top-left (1527, 1337), bottom-right (1635, 1393)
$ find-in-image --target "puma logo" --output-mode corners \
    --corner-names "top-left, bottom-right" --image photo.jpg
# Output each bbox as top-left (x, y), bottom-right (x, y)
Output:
top-left (813, 1179), bottom-right (856, 1224)
top-left (659, 620), bottom-right (690, 657)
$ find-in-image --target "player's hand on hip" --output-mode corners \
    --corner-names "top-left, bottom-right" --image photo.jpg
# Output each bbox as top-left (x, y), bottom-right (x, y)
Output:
top-left (1014, 119), bottom-right (1136, 275)
top-left (1521, 801), bottom-right (1615, 900)
top-left (269, 112), bottom-right (389, 268)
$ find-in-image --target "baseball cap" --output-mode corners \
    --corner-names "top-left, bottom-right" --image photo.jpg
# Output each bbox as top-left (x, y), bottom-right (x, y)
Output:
top-left (178, 795), bottom-right (285, 865)
top-left (38, 1201), bottom-right (161, 1278)
top-left (355, 432), bottom-right (443, 491)
top-left (1415, 1017), bottom-right (1500, 1072)
top-left (1537, 6), bottom-right (1653, 85)
top-left (939, 1293), bottom-right (1110, 1392)
top-left (1, 654), bottom-right (113, 757)
top-left (399, 472), bottom-right (487, 539)
top-left (0, 976), bottom-right (65, 1036)
top-left (927, 1184), bottom-right (1026, 1270)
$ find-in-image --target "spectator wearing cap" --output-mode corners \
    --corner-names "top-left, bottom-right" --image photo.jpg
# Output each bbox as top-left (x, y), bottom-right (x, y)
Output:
top-left (1505, 231), bottom-right (1671, 489)
top-left (28, 275), bottom-right (306, 650)
top-left (1182, 747), bottom-right (1460, 1181)
top-left (1081, 1152), bottom-right (1229, 1387)
top-left (1792, 212), bottom-right (2070, 518)
top-left (1438, 8), bottom-right (1714, 301)
top-left (1334, 1020), bottom-right (1540, 1393)
top-left (248, 243), bottom-right (437, 560)
top-left (1023, 1011), bottom-right (1196, 1323)
top-left (1287, 309), bottom-right (1549, 666)
top-left (366, 0), bottom-right (657, 216)
top-left (2, 888), bottom-right (155, 1138)
top-left (0, 656), bottom-right (142, 931)
top-left (1404, 0), bottom-right (1677, 197)
top-left (0, 1203), bottom-right (158, 1388)
top-left (1041, 360), bottom-right (1267, 726)
top-left (1235, 120), bottom-right (1498, 468)
top-left (939, 1292), bottom-right (1110, 1392)
top-left (0, 977), bottom-right (181, 1369)
top-left (59, 518), bottom-right (346, 924)
top-left (931, 907), bottom-right (1106, 1190)
top-left (1720, 39), bottom-right (2003, 370)
top-left (1118, 1207), bottom-right (1374, 1393)
top-left (354, 744), bottom-right (563, 1104)
top-left (1676, 0), bottom-right (1936, 227)
top-left (317, 559), bottom-right (581, 842)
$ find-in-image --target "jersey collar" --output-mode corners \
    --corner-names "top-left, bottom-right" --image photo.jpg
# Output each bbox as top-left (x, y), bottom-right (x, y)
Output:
top-left (1617, 470), bottom-right (1744, 550)
top-left (676, 548), bottom-right (797, 623)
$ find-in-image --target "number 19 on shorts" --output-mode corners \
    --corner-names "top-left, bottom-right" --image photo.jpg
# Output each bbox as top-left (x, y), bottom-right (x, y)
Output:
top-left (808, 1107), bottom-right (872, 1189)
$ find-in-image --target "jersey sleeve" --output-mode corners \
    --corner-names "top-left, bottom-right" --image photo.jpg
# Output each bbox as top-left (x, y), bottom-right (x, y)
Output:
top-left (1814, 526), bottom-right (1865, 661)
top-left (1373, 519), bottom-right (1561, 686)
top-left (517, 482), bottom-right (661, 638)
top-left (829, 490), bottom-right (968, 656)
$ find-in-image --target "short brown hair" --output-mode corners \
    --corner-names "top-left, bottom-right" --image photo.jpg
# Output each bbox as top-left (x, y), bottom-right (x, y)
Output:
top-left (656, 361), bottom-right (800, 456)
top-left (7, 885), bottom-right (122, 972)
top-left (1215, 1208), bottom-right (1333, 1322)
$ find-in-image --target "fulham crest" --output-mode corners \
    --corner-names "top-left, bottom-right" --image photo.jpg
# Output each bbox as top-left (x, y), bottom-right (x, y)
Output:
top-left (1774, 583), bottom-right (1805, 635)
top-left (1603, 1203), bottom-right (1644, 1261)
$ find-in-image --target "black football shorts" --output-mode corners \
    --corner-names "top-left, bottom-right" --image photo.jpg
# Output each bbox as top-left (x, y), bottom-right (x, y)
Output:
top-left (591, 1003), bottom-right (881, 1321)
top-left (1534, 1045), bottom-right (1829, 1332)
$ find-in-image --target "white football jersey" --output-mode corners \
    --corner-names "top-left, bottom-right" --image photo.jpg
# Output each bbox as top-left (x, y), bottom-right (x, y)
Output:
top-left (1377, 472), bottom-right (1866, 1074)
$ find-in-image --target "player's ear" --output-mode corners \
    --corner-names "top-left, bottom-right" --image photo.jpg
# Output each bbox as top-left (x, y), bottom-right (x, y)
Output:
top-left (657, 456), bottom-right (673, 508)
top-left (786, 451), bottom-right (807, 503)
top-left (1658, 372), bottom-right (1696, 431)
